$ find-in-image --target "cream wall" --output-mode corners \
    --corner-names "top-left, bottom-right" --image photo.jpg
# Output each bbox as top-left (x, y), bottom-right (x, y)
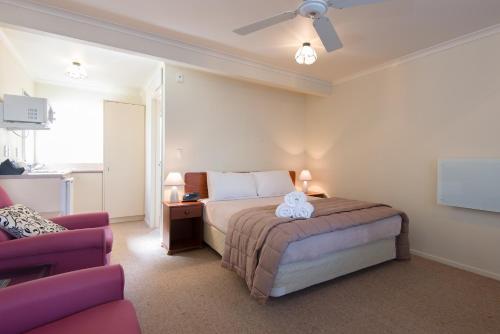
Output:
top-left (33, 82), bottom-right (143, 164)
top-left (306, 33), bottom-right (500, 279)
top-left (164, 65), bottom-right (307, 175)
top-left (0, 33), bottom-right (34, 161)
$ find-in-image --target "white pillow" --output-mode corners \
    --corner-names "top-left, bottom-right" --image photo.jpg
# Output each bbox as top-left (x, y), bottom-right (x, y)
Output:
top-left (207, 171), bottom-right (258, 201)
top-left (252, 170), bottom-right (295, 197)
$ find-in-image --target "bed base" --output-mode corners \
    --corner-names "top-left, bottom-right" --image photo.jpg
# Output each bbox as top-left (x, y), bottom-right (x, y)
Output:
top-left (204, 222), bottom-right (226, 254)
top-left (271, 238), bottom-right (395, 296)
top-left (203, 223), bottom-right (396, 297)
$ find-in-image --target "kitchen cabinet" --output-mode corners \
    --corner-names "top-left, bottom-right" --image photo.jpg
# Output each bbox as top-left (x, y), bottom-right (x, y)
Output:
top-left (0, 173), bottom-right (73, 217)
top-left (72, 172), bottom-right (103, 213)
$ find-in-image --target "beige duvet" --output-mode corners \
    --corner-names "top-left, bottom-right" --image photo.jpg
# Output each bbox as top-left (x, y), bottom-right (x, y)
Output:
top-left (221, 197), bottom-right (410, 303)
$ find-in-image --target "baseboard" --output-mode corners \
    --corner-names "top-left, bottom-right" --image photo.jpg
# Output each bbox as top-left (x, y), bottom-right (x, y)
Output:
top-left (110, 215), bottom-right (145, 224)
top-left (411, 249), bottom-right (500, 281)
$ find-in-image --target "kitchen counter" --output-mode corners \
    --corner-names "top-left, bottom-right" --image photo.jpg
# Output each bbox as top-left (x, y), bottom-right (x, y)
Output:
top-left (0, 167), bottom-right (103, 179)
top-left (0, 171), bottom-right (72, 179)
top-left (71, 169), bottom-right (103, 174)
top-left (0, 174), bottom-right (73, 216)
top-left (0, 167), bottom-right (104, 216)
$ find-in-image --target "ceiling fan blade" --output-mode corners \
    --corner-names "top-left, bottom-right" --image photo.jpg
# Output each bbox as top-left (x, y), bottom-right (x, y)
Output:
top-left (328, 0), bottom-right (385, 9)
top-left (234, 11), bottom-right (297, 35)
top-left (313, 16), bottom-right (343, 52)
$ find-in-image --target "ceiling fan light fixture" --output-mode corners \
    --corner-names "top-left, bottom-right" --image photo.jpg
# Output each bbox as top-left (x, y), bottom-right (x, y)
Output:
top-left (65, 61), bottom-right (88, 79)
top-left (234, 0), bottom-right (386, 53)
top-left (295, 42), bottom-right (317, 65)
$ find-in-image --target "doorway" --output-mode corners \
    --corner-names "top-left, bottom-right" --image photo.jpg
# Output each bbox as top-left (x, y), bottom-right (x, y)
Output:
top-left (0, 22), bottom-right (166, 229)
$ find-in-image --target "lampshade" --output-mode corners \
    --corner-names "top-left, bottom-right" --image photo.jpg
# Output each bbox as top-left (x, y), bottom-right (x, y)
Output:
top-left (299, 170), bottom-right (312, 181)
top-left (164, 172), bottom-right (185, 186)
top-left (295, 43), bottom-right (317, 65)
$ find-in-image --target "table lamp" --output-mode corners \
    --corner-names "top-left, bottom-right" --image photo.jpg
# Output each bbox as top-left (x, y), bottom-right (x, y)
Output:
top-left (299, 169), bottom-right (312, 193)
top-left (165, 172), bottom-right (185, 203)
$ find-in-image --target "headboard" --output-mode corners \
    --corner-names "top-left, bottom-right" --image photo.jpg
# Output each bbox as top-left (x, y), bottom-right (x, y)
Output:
top-left (184, 171), bottom-right (296, 199)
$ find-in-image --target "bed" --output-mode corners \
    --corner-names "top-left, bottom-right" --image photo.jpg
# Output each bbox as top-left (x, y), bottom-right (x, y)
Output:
top-left (185, 171), bottom-right (408, 300)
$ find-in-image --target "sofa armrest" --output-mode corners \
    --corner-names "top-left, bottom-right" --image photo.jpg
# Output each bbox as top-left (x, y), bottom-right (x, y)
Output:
top-left (0, 228), bottom-right (106, 262)
top-left (51, 212), bottom-right (109, 230)
top-left (0, 265), bottom-right (124, 334)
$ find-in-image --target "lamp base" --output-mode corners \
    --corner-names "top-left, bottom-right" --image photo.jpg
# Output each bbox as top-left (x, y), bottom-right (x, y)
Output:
top-left (169, 186), bottom-right (180, 203)
top-left (301, 181), bottom-right (309, 194)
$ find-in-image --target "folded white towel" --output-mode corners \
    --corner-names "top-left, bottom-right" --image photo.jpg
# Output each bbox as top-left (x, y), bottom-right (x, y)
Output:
top-left (284, 191), bottom-right (307, 207)
top-left (276, 191), bottom-right (315, 219)
top-left (293, 202), bottom-right (314, 219)
top-left (275, 203), bottom-right (294, 218)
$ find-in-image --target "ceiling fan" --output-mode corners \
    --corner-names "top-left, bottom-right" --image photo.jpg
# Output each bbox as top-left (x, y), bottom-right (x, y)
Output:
top-left (234, 0), bottom-right (385, 52)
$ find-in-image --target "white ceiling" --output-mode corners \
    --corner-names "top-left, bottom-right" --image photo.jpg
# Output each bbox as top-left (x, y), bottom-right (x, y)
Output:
top-left (1, 26), bottom-right (160, 94)
top-left (30, 0), bottom-right (500, 83)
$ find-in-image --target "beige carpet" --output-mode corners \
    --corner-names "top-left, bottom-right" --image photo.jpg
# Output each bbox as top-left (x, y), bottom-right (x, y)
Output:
top-left (111, 222), bottom-right (500, 334)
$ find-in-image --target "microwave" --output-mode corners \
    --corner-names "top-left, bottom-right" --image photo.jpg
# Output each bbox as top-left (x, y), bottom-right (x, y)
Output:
top-left (0, 94), bottom-right (54, 130)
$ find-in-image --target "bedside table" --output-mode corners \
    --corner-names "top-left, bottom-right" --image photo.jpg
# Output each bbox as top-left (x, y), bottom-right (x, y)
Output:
top-left (306, 192), bottom-right (328, 199)
top-left (162, 201), bottom-right (204, 255)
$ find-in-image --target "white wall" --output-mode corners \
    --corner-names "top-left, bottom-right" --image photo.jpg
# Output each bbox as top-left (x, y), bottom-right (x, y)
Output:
top-left (163, 65), bottom-right (307, 176)
top-left (33, 83), bottom-right (143, 164)
top-left (306, 32), bottom-right (500, 279)
top-left (0, 33), bottom-right (34, 161)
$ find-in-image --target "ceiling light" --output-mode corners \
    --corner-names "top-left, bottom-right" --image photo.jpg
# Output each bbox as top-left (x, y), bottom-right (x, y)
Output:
top-left (295, 42), bottom-right (317, 65)
top-left (65, 61), bottom-right (88, 79)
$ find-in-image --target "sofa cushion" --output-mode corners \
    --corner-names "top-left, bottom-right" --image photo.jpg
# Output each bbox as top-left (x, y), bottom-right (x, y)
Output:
top-left (104, 226), bottom-right (113, 253)
top-left (26, 300), bottom-right (141, 334)
top-left (0, 205), bottom-right (67, 239)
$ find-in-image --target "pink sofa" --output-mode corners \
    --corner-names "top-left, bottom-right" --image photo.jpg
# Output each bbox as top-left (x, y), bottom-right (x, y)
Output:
top-left (0, 265), bottom-right (141, 334)
top-left (0, 186), bottom-right (113, 276)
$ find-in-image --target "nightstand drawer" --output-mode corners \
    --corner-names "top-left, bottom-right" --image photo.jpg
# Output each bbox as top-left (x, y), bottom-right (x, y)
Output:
top-left (170, 205), bottom-right (202, 220)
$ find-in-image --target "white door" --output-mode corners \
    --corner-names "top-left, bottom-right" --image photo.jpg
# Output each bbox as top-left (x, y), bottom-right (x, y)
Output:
top-left (103, 101), bottom-right (145, 219)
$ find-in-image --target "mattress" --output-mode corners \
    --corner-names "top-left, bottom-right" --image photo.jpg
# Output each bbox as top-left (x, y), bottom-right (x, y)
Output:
top-left (201, 196), bottom-right (402, 265)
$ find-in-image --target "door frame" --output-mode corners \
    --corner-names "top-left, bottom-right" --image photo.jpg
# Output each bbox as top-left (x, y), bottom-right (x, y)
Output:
top-left (145, 65), bottom-right (165, 229)
top-left (152, 86), bottom-right (164, 229)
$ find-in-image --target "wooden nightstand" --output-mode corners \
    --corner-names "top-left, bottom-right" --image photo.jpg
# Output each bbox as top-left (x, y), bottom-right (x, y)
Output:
top-left (162, 201), bottom-right (204, 255)
top-left (307, 192), bottom-right (328, 198)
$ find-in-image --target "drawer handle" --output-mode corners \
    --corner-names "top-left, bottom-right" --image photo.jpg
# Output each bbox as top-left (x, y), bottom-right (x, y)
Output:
top-left (184, 209), bottom-right (190, 215)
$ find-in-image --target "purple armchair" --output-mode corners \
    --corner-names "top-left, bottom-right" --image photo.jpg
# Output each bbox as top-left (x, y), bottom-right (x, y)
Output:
top-left (0, 265), bottom-right (141, 334)
top-left (0, 186), bottom-right (113, 276)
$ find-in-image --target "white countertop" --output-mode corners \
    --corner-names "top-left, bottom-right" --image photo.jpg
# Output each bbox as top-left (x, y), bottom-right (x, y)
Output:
top-left (0, 171), bottom-right (72, 179)
top-left (0, 169), bottom-right (103, 179)
top-left (70, 169), bottom-right (104, 173)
